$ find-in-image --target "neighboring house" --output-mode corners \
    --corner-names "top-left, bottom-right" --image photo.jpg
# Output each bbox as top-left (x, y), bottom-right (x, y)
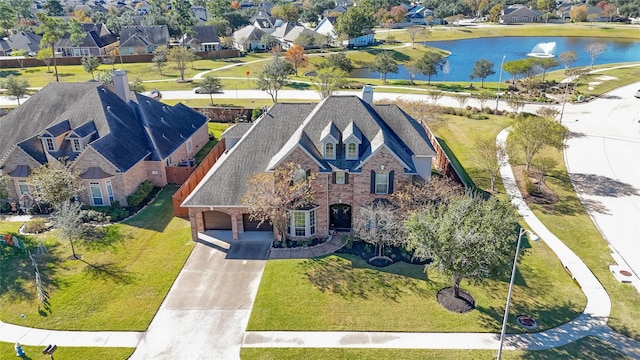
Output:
top-left (0, 70), bottom-right (209, 208)
top-left (314, 17), bottom-right (374, 47)
top-left (406, 6), bottom-right (434, 25)
top-left (499, 4), bottom-right (543, 24)
top-left (270, 22), bottom-right (318, 49)
top-left (182, 87), bottom-right (437, 241)
top-left (0, 31), bottom-right (42, 56)
top-left (556, 3), bottom-right (606, 21)
top-left (250, 9), bottom-right (277, 33)
top-left (232, 25), bottom-right (266, 51)
top-left (56, 23), bottom-right (119, 57)
top-left (119, 25), bottom-right (169, 55)
top-left (180, 26), bottom-right (220, 52)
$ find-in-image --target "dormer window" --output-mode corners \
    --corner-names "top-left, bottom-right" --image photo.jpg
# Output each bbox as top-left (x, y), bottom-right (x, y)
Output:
top-left (45, 138), bottom-right (55, 151)
top-left (72, 138), bottom-right (82, 152)
top-left (346, 142), bottom-right (358, 159)
top-left (325, 143), bottom-right (335, 159)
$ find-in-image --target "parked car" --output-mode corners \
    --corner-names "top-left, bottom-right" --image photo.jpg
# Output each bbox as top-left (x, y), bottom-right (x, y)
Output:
top-left (635, 89), bottom-right (640, 98)
top-left (193, 86), bottom-right (221, 94)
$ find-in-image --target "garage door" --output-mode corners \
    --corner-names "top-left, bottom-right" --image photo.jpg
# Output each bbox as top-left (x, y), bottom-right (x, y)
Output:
top-left (242, 214), bottom-right (273, 231)
top-left (203, 211), bottom-right (232, 230)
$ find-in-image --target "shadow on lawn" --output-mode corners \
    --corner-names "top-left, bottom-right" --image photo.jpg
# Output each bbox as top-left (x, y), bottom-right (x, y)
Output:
top-left (0, 70), bottom-right (21, 78)
top-left (81, 259), bottom-right (135, 284)
top-left (521, 336), bottom-right (629, 360)
top-left (0, 237), bottom-right (61, 301)
top-left (300, 256), bottom-right (431, 301)
top-left (123, 186), bottom-right (177, 232)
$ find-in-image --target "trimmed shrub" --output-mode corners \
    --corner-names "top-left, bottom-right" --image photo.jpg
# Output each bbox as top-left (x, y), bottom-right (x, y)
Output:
top-left (80, 209), bottom-right (111, 224)
top-left (126, 180), bottom-right (155, 207)
top-left (252, 107), bottom-right (262, 120)
top-left (24, 218), bottom-right (48, 233)
top-left (523, 170), bottom-right (536, 195)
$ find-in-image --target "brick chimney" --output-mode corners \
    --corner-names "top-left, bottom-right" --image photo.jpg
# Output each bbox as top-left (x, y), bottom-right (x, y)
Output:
top-left (361, 84), bottom-right (373, 104)
top-left (112, 69), bottom-right (132, 103)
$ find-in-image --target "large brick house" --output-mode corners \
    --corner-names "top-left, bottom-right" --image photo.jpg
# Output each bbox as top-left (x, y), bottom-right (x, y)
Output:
top-left (0, 70), bottom-right (208, 208)
top-left (182, 87), bottom-right (437, 241)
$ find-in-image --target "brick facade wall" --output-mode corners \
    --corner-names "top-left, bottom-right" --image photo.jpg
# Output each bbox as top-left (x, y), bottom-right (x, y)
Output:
top-left (2, 147), bottom-right (42, 201)
top-left (189, 206), bottom-right (250, 241)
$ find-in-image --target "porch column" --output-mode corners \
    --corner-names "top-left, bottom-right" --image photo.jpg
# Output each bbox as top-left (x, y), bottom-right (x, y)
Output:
top-left (190, 209), bottom-right (204, 241)
top-left (231, 213), bottom-right (239, 240)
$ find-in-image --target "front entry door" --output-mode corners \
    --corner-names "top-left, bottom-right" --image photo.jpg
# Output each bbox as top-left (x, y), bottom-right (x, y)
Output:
top-left (330, 204), bottom-right (352, 231)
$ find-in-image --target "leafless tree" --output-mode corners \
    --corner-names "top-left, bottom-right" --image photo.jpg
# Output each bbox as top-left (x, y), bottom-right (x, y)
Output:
top-left (585, 42), bottom-right (607, 68)
top-left (352, 201), bottom-right (405, 264)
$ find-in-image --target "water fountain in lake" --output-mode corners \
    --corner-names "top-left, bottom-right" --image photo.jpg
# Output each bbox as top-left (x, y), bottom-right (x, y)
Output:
top-left (527, 42), bottom-right (556, 58)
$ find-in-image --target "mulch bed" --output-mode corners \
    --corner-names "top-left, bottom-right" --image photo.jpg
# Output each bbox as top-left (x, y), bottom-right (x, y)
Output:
top-left (337, 241), bottom-right (429, 268)
top-left (512, 165), bottom-right (559, 208)
top-left (436, 287), bottom-right (476, 313)
top-left (272, 237), bottom-right (327, 249)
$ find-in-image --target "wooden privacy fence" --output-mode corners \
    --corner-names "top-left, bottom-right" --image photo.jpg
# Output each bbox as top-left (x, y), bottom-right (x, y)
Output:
top-left (422, 123), bottom-right (466, 188)
top-left (165, 165), bottom-right (195, 185)
top-left (172, 138), bottom-right (226, 217)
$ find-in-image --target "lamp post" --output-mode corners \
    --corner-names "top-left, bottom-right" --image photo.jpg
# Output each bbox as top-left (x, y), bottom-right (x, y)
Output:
top-left (495, 55), bottom-right (506, 113)
top-left (497, 228), bottom-right (538, 360)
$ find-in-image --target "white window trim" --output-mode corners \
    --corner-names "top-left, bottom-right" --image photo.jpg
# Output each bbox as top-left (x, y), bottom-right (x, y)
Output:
top-left (288, 208), bottom-right (317, 237)
top-left (186, 138), bottom-right (193, 154)
top-left (90, 182), bottom-right (104, 206)
top-left (375, 173), bottom-right (389, 194)
top-left (44, 138), bottom-right (55, 151)
top-left (346, 142), bottom-right (358, 159)
top-left (106, 180), bottom-right (115, 203)
top-left (324, 142), bottom-right (335, 159)
top-left (72, 138), bottom-right (82, 152)
top-left (16, 179), bottom-right (30, 195)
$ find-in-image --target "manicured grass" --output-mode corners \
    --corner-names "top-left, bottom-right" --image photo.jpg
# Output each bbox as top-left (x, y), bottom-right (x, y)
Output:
top-left (248, 251), bottom-right (584, 332)
top-left (240, 336), bottom-right (630, 359)
top-left (431, 113), bottom-right (512, 193)
top-left (0, 186), bottom-right (195, 330)
top-left (208, 122), bottom-right (230, 139)
top-left (546, 63), bottom-right (640, 97)
top-left (0, 342), bottom-right (134, 360)
top-left (164, 98), bottom-right (319, 108)
top-left (508, 143), bottom-right (640, 340)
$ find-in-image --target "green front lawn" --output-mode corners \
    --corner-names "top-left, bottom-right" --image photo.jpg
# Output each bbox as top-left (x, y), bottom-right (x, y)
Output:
top-left (240, 336), bottom-right (630, 360)
top-left (0, 186), bottom-right (195, 330)
top-left (248, 251), bottom-right (584, 332)
top-left (0, 342), bottom-right (134, 360)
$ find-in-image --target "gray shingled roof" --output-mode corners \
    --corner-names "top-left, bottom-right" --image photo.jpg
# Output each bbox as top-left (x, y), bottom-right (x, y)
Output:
top-left (182, 26), bottom-right (219, 46)
top-left (120, 25), bottom-right (169, 46)
top-left (1, 81), bottom-right (207, 173)
top-left (183, 102), bottom-right (317, 207)
top-left (233, 25), bottom-right (265, 44)
top-left (221, 123), bottom-right (253, 139)
top-left (183, 96), bottom-right (437, 208)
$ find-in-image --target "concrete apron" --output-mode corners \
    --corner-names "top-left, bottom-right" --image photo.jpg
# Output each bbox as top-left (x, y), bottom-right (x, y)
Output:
top-left (129, 232), bottom-right (268, 360)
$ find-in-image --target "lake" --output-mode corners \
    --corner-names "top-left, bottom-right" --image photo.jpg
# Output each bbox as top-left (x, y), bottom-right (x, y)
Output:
top-left (350, 36), bottom-right (640, 82)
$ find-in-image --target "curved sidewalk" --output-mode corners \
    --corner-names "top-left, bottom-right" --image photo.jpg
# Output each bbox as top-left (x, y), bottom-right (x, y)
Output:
top-left (242, 128), bottom-right (640, 358)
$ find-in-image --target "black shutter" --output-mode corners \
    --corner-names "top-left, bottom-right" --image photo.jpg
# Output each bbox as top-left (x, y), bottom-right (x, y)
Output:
top-left (332, 172), bottom-right (336, 184)
top-left (370, 170), bottom-right (375, 193)
top-left (388, 170), bottom-right (394, 194)
top-left (306, 169), bottom-right (311, 178)
top-left (345, 173), bottom-right (349, 184)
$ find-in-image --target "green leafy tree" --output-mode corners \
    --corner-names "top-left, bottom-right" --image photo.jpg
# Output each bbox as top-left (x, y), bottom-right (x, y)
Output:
top-left (370, 51), bottom-right (398, 84)
top-left (315, 34), bottom-right (329, 53)
top-left (9, 0), bottom-right (31, 21)
top-left (28, 159), bottom-right (85, 209)
top-left (474, 138), bottom-right (505, 192)
top-left (37, 13), bottom-right (66, 82)
top-left (171, 0), bottom-right (196, 40)
top-left (569, 4), bottom-right (588, 22)
top-left (95, 70), bottom-right (113, 84)
top-left (81, 55), bottom-right (100, 80)
top-left (294, 31), bottom-right (315, 49)
top-left (469, 58), bottom-right (495, 88)
top-left (313, 67), bottom-right (347, 99)
top-left (532, 57), bottom-right (559, 82)
top-left (68, 19), bottom-right (86, 48)
top-left (324, 52), bottom-right (353, 73)
top-left (416, 50), bottom-right (446, 85)
top-left (334, 6), bottom-right (374, 39)
top-left (2, 75), bottom-right (29, 106)
top-left (405, 195), bottom-right (519, 299)
top-left (488, 4), bottom-right (502, 22)
top-left (52, 200), bottom-right (85, 259)
top-left (152, 45), bottom-right (168, 75)
top-left (167, 46), bottom-right (196, 81)
top-left (537, 0), bottom-right (556, 13)
top-left (43, 0), bottom-right (64, 16)
top-left (405, 26), bottom-right (428, 49)
top-left (509, 115), bottom-right (567, 171)
top-left (271, 3), bottom-right (299, 22)
top-left (199, 75), bottom-right (223, 105)
top-left (130, 78), bottom-right (146, 93)
top-left (36, 48), bottom-right (53, 73)
top-left (0, 175), bottom-right (9, 210)
top-left (256, 57), bottom-right (295, 103)
top-left (0, 0), bottom-right (16, 32)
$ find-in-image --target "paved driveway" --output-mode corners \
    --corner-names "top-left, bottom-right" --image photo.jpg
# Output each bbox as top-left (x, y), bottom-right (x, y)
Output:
top-left (562, 82), bottom-right (640, 280)
top-left (129, 231), bottom-right (270, 360)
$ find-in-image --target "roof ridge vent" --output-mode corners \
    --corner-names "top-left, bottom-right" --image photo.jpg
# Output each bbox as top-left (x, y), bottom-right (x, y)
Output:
top-left (106, 105), bottom-right (111, 111)
top-left (162, 133), bottom-right (168, 140)
top-left (162, 106), bottom-right (168, 113)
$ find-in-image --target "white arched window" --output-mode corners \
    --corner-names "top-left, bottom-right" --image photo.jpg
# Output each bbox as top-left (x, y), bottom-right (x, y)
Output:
top-left (325, 142), bottom-right (335, 159)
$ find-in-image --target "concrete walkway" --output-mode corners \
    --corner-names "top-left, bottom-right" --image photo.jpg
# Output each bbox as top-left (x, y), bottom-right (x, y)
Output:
top-left (268, 234), bottom-right (346, 259)
top-left (242, 128), bottom-right (640, 358)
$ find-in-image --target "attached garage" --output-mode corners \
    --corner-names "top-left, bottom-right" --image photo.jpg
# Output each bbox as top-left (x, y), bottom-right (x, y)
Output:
top-left (242, 214), bottom-right (273, 231)
top-left (203, 211), bottom-right (232, 230)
